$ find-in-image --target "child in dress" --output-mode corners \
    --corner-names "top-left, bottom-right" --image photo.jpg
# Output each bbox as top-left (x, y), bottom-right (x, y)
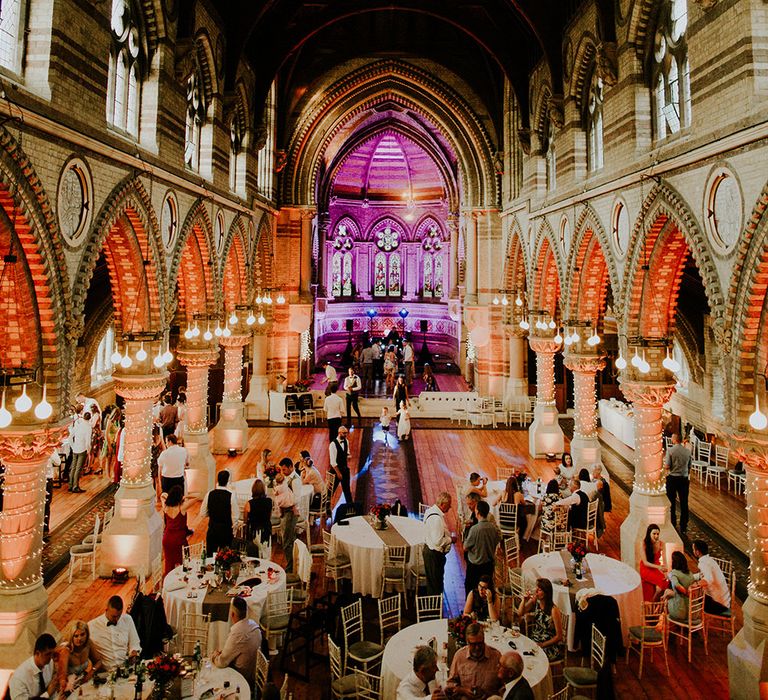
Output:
top-left (397, 400), bottom-right (411, 441)
top-left (380, 406), bottom-right (392, 432)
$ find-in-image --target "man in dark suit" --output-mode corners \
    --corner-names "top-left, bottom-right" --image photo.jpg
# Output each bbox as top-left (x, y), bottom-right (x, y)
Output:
top-left (497, 651), bottom-right (534, 700)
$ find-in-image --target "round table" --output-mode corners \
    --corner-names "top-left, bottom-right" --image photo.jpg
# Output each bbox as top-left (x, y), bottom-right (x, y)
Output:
top-left (522, 551), bottom-right (642, 650)
top-left (331, 515), bottom-right (426, 596)
top-left (76, 665), bottom-right (247, 700)
top-left (380, 619), bottom-right (553, 700)
top-left (486, 479), bottom-right (542, 540)
top-left (162, 557), bottom-right (286, 654)
top-left (232, 477), bottom-right (314, 518)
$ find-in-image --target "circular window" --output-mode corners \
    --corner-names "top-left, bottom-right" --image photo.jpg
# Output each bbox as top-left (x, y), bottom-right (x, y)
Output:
top-left (57, 158), bottom-right (92, 248)
top-left (612, 200), bottom-right (630, 256)
top-left (161, 192), bottom-right (178, 250)
top-left (706, 169), bottom-right (742, 255)
top-left (215, 211), bottom-right (225, 252)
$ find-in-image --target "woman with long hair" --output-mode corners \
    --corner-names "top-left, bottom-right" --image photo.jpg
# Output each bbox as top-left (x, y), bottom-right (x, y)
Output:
top-left (393, 374), bottom-right (409, 411)
top-left (244, 479), bottom-right (273, 557)
top-left (639, 523), bottom-right (671, 601)
top-left (664, 550), bottom-right (695, 621)
top-left (150, 425), bottom-right (165, 502)
top-left (463, 574), bottom-right (500, 622)
top-left (384, 346), bottom-right (398, 393)
top-left (517, 578), bottom-right (564, 661)
top-left (161, 485), bottom-right (195, 576)
top-left (56, 620), bottom-right (94, 690)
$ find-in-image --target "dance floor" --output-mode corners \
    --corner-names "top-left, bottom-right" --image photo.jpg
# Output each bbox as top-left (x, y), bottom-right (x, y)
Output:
top-left (45, 423), bottom-right (738, 699)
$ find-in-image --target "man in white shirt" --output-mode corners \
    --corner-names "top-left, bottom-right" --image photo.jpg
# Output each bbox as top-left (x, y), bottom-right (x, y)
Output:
top-left (9, 633), bottom-right (58, 700)
top-left (321, 361), bottom-right (338, 396)
top-left (343, 366), bottom-right (362, 427)
top-left (276, 459), bottom-right (299, 572)
top-left (88, 596), bottom-right (141, 671)
top-left (397, 646), bottom-right (445, 699)
top-left (212, 597), bottom-right (261, 688)
top-left (555, 477), bottom-right (590, 530)
top-left (423, 492), bottom-right (454, 595)
top-left (201, 470), bottom-right (240, 554)
top-left (157, 433), bottom-right (188, 494)
top-left (69, 411), bottom-right (92, 493)
top-left (324, 389), bottom-right (345, 442)
top-left (693, 539), bottom-right (731, 614)
top-left (403, 340), bottom-right (415, 387)
top-left (360, 344), bottom-right (376, 395)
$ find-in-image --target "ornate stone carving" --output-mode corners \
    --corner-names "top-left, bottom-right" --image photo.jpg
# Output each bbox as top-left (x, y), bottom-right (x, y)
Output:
top-left (0, 425), bottom-right (69, 463)
top-left (564, 354), bottom-right (606, 375)
top-left (174, 38), bottom-right (197, 84)
top-left (253, 124), bottom-right (267, 152)
top-left (596, 42), bottom-right (618, 87)
top-left (619, 379), bottom-right (677, 408)
top-left (219, 333), bottom-right (251, 349)
top-left (517, 128), bottom-right (532, 156)
top-left (692, 0), bottom-right (718, 9)
top-left (112, 373), bottom-right (168, 402)
top-left (528, 336), bottom-right (561, 355)
top-left (547, 96), bottom-right (564, 129)
top-left (176, 345), bottom-right (220, 368)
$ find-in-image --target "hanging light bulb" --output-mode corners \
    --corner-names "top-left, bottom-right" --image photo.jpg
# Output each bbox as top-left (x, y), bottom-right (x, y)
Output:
top-left (258, 312), bottom-right (266, 325)
top-left (631, 348), bottom-right (641, 368)
top-left (192, 323), bottom-right (200, 338)
top-left (119, 353), bottom-right (133, 369)
top-left (0, 388), bottom-right (11, 428)
top-left (153, 349), bottom-right (165, 368)
top-left (548, 319), bottom-right (556, 330)
top-left (554, 330), bottom-right (563, 345)
top-left (750, 394), bottom-right (768, 430)
top-left (519, 319), bottom-right (529, 331)
top-left (214, 322), bottom-right (223, 338)
top-left (203, 325), bottom-right (213, 341)
top-left (184, 325), bottom-right (193, 340)
top-left (615, 352), bottom-right (627, 370)
top-left (246, 311), bottom-right (256, 326)
top-left (502, 295), bottom-right (509, 306)
top-left (564, 333), bottom-right (573, 346)
top-left (163, 346), bottom-right (173, 364)
top-left (229, 311), bottom-right (238, 326)
top-left (492, 295), bottom-right (500, 305)
top-left (110, 347), bottom-right (122, 365)
top-left (135, 343), bottom-right (147, 362)
top-left (515, 295), bottom-right (523, 308)
top-left (265, 293), bottom-right (273, 305)
top-left (662, 347), bottom-right (681, 373)
top-left (34, 384), bottom-right (52, 420)
top-left (587, 329), bottom-right (600, 347)
top-left (572, 330), bottom-right (581, 343)
top-left (276, 293), bottom-right (285, 305)
top-left (256, 294), bottom-right (263, 305)
top-left (638, 349), bottom-right (650, 374)
top-left (222, 323), bottom-right (232, 338)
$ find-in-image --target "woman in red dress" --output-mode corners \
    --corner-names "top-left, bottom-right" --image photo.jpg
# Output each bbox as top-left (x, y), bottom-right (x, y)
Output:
top-left (161, 485), bottom-right (195, 576)
top-left (639, 523), bottom-right (671, 601)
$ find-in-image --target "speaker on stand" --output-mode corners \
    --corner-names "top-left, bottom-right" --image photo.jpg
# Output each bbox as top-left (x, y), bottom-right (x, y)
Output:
top-left (342, 319), bottom-right (354, 366)
top-left (417, 319), bottom-right (433, 369)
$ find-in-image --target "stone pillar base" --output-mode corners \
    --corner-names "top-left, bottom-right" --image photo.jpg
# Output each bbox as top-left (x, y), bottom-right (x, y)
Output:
top-left (99, 482), bottom-right (163, 578)
top-left (729, 596), bottom-right (768, 700)
top-left (184, 429), bottom-right (215, 496)
top-left (619, 490), bottom-right (682, 568)
top-left (528, 404), bottom-right (564, 457)
top-left (504, 377), bottom-right (528, 411)
top-left (245, 375), bottom-right (270, 420)
top-left (0, 583), bottom-right (56, 679)
top-left (212, 400), bottom-right (249, 454)
top-left (570, 435), bottom-right (602, 469)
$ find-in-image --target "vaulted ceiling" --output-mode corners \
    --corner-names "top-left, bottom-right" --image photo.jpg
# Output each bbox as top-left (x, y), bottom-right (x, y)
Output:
top-left (204, 0), bottom-right (616, 138)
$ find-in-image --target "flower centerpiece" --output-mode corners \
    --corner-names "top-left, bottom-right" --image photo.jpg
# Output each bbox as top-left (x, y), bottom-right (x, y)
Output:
top-left (215, 547), bottom-right (241, 580)
top-left (447, 614), bottom-right (473, 664)
top-left (264, 464), bottom-right (278, 489)
top-left (146, 653), bottom-right (182, 700)
top-left (567, 541), bottom-right (588, 579)
top-left (294, 378), bottom-right (313, 392)
top-left (370, 503), bottom-right (391, 530)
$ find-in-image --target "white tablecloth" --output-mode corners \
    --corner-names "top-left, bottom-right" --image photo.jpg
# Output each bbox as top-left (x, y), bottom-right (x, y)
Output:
top-left (232, 478), bottom-right (314, 518)
top-left (521, 551), bottom-right (642, 650)
top-left (380, 619), bottom-right (553, 700)
top-left (162, 557), bottom-right (286, 654)
top-left (486, 480), bottom-right (542, 540)
top-left (77, 665), bottom-right (247, 700)
top-left (598, 399), bottom-right (635, 448)
top-left (331, 515), bottom-right (426, 596)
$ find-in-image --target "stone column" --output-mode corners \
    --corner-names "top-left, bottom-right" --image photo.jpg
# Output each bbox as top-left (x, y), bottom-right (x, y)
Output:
top-left (447, 212), bottom-right (459, 298)
top-left (100, 364), bottom-right (167, 577)
top-left (564, 352), bottom-right (605, 469)
top-left (528, 335), bottom-right (564, 457)
top-left (729, 453), bottom-right (768, 700)
top-left (617, 375), bottom-right (682, 568)
top-left (176, 342), bottom-right (219, 497)
top-left (299, 209), bottom-right (315, 303)
top-left (465, 213), bottom-right (478, 305)
top-left (245, 331), bottom-right (269, 420)
top-left (0, 424), bottom-right (67, 673)
top-left (503, 327), bottom-right (528, 411)
top-left (317, 212), bottom-right (330, 296)
top-left (212, 333), bottom-right (250, 454)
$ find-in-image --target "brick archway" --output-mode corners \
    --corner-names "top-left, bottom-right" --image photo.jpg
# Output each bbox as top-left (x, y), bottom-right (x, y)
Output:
top-left (504, 219), bottom-right (528, 296)
top-left (251, 217), bottom-right (274, 293)
top-left (622, 184), bottom-right (724, 340)
top-left (74, 177), bottom-right (165, 336)
top-left (222, 226), bottom-right (247, 312)
top-left (532, 223), bottom-right (563, 316)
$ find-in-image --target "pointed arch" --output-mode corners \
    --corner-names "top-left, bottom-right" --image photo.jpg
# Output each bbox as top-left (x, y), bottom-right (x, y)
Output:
top-left (568, 33), bottom-right (598, 110)
top-left (252, 214), bottom-right (274, 293)
top-left (622, 182), bottom-right (725, 339)
top-left (221, 216), bottom-right (248, 312)
top-left (532, 219), bottom-right (563, 316)
top-left (626, 0), bottom-right (659, 57)
top-left (531, 82), bottom-right (553, 137)
top-left (330, 215), bottom-right (360, 240)
top-left (73, 175), bottom-right (165, 337)
top-left (367, 215), bottom-right (408, 243)
top-left (564, 204), bottom-right (620, 325)
top-left (726, 179), bottom-right (768, 428)
top-left (503, 217), bottom-right (529, 296)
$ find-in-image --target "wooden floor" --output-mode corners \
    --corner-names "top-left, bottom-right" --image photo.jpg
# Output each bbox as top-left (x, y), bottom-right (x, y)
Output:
top-left (46, 424), bottom-right (738, 700)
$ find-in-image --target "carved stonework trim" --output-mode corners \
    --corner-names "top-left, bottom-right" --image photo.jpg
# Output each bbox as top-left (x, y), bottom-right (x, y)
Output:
top-left (596, 42), bottom-right (618, 87)
top-left (112, 373), bottom-right (169, 402)
top-left (219, 334), bottom-right (251, 349)
top-left (0, 424), bottom-right (69, 462)
top-left (619, 378), bottom-right (676, 407)
top-left (693, 0), bottom-right (718, 9)
top-left (547, 96), bottom-right (564, 129)
top-left (529, 337), bottom-right (561, 355)
top-left (176, 347), bottom-right (220, 367)
top-left (564, 354), bottom-right (606, 374)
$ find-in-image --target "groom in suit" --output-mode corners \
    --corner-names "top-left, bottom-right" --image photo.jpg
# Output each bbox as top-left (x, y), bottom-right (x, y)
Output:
top-left (496, 651), bottom-right (534, 700)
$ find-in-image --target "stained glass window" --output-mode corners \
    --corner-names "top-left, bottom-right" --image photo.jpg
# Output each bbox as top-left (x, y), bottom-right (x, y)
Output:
top-left (434, 255), bottom-right (444, 298)
top-left (388, 253), bottom-right (401, 296)
top-left (331, 252), bottom-right (342, 297)
top-left (342, 252), bottom-right (353, 296)
top-left (374, 252), bottom-right (387, 297)
top-left (423, 254), bottom-right (433, 297)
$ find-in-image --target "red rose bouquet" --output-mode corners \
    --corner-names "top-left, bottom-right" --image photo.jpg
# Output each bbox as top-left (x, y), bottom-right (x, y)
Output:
top-left (448, 614), bottom-right (473, 647)
top-left (146, 653), bottom-right (182, 684)
top-left (370, 503), bottom-right (391, 521)
top-left (215, 547), bottom-right (241, 569)
top-left (567, 541), bottom-right (587, 562)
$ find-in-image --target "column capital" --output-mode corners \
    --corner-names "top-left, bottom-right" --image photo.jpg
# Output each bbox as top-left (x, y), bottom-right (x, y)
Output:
top-left (299, 207), bottom-right (317, 221)
top-left (503, 324), bottom-right (528, 339)
top-left (177, 343), bottom-right (220, 368)
top-left (564, 352), bottom-right (606, 374)
top-left (0, 423), bottom-right (69, 463)
top-left (529, 335), bottom-right (562, 355)
top-left (219, 333), bottom-right (251, 349)
top-left (619, 378), bottom-right (676, 407)
top-left (112, 372), bottom-right (168, 402)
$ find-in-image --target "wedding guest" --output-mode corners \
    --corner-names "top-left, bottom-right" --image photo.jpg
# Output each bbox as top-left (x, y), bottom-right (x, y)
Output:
top-left (159, 395), bottom-right (178, 438)
top-left (157, 434), bottom-right (187, 495)
top-left (298, 454), bottom-right (323, 509)
top-left (150, 426), bottom-right (165, 502)
top-left (56, 621), bottom-right (94, 691)
top-left (201, 470), bottom-right (239, 554)
top-left (88, 596), bottom-right (141, 671)
top-left (212, 597), bottom-right (261, 689)
top-left (255, 448), bottom-right (273, 481)
top-left (397, 400), bottom-right (412, 441)
top-left (174, 393), bottom-right (188, 438)
top-left (161, 486), bottom-right (195, 576)
top-left (329, 426), bottom-right (354, 505)
top-left (463, 574), bottom-right (500, 623)
top-left (423, 492), bottom-right (454, 595)
top-left (463, 502), bottom-right (499, 595)
top-left (663, 551), bottom-right (695, 621)
top-left (69, 410), bottom-right (92, 493)
top-left (496, 651), bottom-right (534, 700)
top-left (639, 523), bottom-right (671, 601)
top-left (44, 447), bottom-right (60, 540)
top-left (559, 452), bottom-right (576, 480)
top-left (516, 578), bottom-right (564, 662)
top-left (447, 623), bottom-right (503, 698)
top-left (464, 473), bottom-right (488, 499)
top-left (244, 479), bottom-right (272, 553)
top-left (692, 539), bottom-right (731, 614)
top-left (273, 471), bottom-right (297, 572)
top-left (10, 634), bottom-right (58, 700)
top-left (397, 646), bottom-right (446, 699)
